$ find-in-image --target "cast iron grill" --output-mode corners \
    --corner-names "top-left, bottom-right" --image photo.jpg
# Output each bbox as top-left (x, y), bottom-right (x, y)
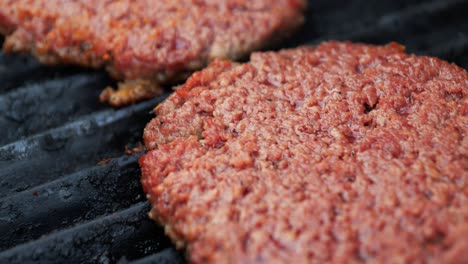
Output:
top-left (0, 0), bottom-right (467, 263)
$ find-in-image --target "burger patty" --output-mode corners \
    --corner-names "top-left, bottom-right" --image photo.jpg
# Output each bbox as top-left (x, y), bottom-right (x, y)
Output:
top-left (140, 42), bottom-right (468, 263)
top-left (0, 0), bottom-right (305, 106)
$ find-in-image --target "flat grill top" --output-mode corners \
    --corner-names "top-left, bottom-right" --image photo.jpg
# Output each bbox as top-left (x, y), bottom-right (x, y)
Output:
top-left (0, 0), bottom-right (467, 263)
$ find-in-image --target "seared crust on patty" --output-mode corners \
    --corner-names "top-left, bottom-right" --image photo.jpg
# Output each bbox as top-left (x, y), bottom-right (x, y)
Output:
top-left (140, 42), bottom-right (468, 263)
top-left (0, 0), bottom-right (306, 106)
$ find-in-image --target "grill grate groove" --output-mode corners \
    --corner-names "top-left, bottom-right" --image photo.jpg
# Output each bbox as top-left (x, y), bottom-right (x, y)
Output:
top-left (0, 73), bottom-right (111, 145)
top-left (0, 95), bottom-right (168, 198)
top-left (0, 153), bottom-right (146, 251)
top-left (0, 202), bottom-right (175, 263)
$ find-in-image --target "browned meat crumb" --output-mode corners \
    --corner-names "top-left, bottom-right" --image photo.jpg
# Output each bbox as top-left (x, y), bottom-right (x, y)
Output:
top-left (125, 142), bottom-right (145, 155)
top-left (99, 79), bottom-right (164, 107)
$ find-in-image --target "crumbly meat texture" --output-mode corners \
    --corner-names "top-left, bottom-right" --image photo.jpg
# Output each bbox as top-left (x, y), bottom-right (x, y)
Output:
top-left (140, 42), bottom-right (468, 263)
top-left (0, 0), bottom-right (306, 106)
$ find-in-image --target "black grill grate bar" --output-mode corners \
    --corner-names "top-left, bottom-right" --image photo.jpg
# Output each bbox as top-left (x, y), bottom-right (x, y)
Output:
top-left (0, 52), bottom-right (96, 94)
top-left (310, 0), bottom-right (468, 68)
top-left (373, 0), bottom-right (466, 30)
top-left (0, 153), bottom-right (147, 251)
top-left (0, 73), bottom-right (111, 145)
top-left (0, 94), bottom-right (169, 198)
top-left (0, 53), bottom-right (41, 75)
top-left (350, 20), bottom-right (468, 68)
top-left (289, 0), bottom-right (431, 45)
top-left (323, 0), bottom-right (452, 34)
top-left (0, 53), bottom-right (43, 92)
top-left (130, 248), bottom-right (185, 264)
top-left (312, 0), bottom-right (468, 44)
top-left (426, 34), bottom-right (468, 67)
top-left (0, 97), bottom-right (155, 154)
top-left (0, 92), bottom-right (164, 154)
top-left (0, 202), bottom-right (177, 263)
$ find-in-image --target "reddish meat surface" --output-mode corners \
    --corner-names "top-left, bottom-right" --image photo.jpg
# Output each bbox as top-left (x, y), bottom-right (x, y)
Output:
top-left (140, 42), bottom-right (468, 263)
top-left (0, 0), bottom-right (306, 106)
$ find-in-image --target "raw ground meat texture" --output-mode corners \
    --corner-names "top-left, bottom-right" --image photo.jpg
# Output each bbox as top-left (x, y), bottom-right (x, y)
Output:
top-left (0, 0), bottom-right (306, 106)
top-left (140, 41), bottom-right (468, 263)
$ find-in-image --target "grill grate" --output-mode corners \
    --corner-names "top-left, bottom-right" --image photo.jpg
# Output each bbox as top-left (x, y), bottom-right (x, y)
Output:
top-left (0, 0), bottom-right (467, 263)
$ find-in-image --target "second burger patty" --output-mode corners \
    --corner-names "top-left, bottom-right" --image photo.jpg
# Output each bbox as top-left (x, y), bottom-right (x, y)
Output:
top-left (140, 42), bottom-right (468, 263)
top-left (0, 0), bottom-right (306, 106)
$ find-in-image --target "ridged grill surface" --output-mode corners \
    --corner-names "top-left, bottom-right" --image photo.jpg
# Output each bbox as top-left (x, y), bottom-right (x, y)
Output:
top-left (0, 0), bottom-right (467, 263)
